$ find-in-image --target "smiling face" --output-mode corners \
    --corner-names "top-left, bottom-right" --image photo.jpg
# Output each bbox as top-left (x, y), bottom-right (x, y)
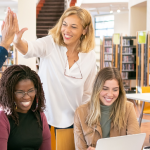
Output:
top-left (61, 15), bottom-right (87, 47)
top-left (99, 79), bottom-right (119, 106)
top-left (14, 79), bottom-right (36, 113)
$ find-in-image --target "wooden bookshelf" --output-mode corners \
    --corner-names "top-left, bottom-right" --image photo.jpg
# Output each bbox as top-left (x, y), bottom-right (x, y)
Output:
top-left (147, 31), bottom-right (150, 86)
top-left (0, 45), bottom-right (17, 78)
top-left (100, 33), bottom-right (150, 93)
top-left (113, 41), bottom-right (120, 69)
top-left (102, 36), bottom-right (114, 68)
top-left (136, 32), bottom-right (150, 93)
top-left (120, 36), bottom-right (136, 93)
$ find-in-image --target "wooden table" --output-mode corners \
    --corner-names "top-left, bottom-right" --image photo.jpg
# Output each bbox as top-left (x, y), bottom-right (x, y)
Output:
top-left (126, 93), bottom-right (150, 127)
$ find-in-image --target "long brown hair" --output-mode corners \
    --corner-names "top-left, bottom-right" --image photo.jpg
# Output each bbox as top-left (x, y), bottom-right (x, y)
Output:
top-left (49, 6), bottom-right (95, 53)
top-left (0, 65), bottom-right (45, 126)
top-left (87, 67), bottom-right (126, 132)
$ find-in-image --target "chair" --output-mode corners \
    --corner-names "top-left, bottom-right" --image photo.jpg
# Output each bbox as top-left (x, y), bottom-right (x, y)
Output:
top-left (56, 128), bottom-right (75, 150)
top-left (142, 87), bottom-right (150, 114)
top-left (50, 126), bottom-right (56, 150)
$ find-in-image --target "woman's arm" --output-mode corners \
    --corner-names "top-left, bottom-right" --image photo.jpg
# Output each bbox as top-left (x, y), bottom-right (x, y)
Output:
top-left (0, 111), bottom-right (10, 150)
top-left (39, 112), bottom-right (51, 150)
top-left (74, 109), bottom-right (88, 150)
top-left (13, 36), bottom-right (28, 55)
top-left (6, 8), bottom-right (52, 58)
top-left (13, 16), bottom-right (28, 55)
top-left (2, 8), bottom-right (28, 55)
top-left (126, 102), bottom-right (140, 134)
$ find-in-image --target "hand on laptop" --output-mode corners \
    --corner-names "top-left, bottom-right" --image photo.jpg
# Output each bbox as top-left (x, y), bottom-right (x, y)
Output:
top-left (87, 146), bottom-right (95, 150)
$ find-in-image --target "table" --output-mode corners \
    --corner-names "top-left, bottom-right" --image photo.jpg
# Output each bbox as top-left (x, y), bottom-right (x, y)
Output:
top-left (126, 93), bottom-right (150, 127)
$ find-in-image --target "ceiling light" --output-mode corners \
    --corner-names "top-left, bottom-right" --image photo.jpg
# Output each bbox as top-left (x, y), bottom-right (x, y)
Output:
top-left (117, 9), bottom-right (120, 13)
top-left (110, 10), bottom-right (113, 13)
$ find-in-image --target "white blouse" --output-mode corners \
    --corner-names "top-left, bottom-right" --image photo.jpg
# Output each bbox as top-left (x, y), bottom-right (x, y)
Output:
top-left (23, 35), bottom-right (96, 128)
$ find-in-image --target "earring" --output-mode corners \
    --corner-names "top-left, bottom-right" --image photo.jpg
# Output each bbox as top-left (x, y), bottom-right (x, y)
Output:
top-left (85, 35), bottom-right (86, 39)
top-left (14, 102), bottom-right (17, 109)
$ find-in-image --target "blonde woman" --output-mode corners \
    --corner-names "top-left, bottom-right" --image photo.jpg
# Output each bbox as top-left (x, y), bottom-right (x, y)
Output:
top-left (7, 6), bottom-right (96, 129)
top-left (74, 67), bottom-right (140, 150)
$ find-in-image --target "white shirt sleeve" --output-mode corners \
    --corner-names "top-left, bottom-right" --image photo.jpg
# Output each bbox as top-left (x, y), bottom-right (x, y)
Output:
top-left (23, 35), bottom-right (54, 58)
top-left (82, 57), bottom-right (97, 104)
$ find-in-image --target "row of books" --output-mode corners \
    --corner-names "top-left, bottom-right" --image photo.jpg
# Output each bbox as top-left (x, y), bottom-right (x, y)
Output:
top-left (104, 62), bottom-right (112, 67)
top-left (122, 80), bottom-right (130, 86)
top-left (105, 40), bottom-right (112, 46)
top-left (122, 47), bottom-right (133, 54)
top-left (122, 55), bottom-right (135, 62)
top-left (105, 48), bottom-right (112, 53)
top-left (122, 72), bottom-right (128, 79)
top-left (123, 39), bottom-right (133, 46)
top-left (104, 54), bottom-right (112, 61)
top-left (122, 64), bottom-right (134, 71)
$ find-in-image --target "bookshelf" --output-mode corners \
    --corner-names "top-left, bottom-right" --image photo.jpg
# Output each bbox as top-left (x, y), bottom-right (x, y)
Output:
top-left (0, 44), bottom-right (17, 78)
top-left (101, 33), bottom-right (150, 93)
top-left (148, 31), bottom-right (150, 86)
top-left (113, 41), bottom-right (120, 69)
top-left (101, 35), bottom-right (121, 69)
top-left (136, 32), bottom-right (150, 93)
top-left (120, 36), bottom-right (136, 93)
top-left (102, 36), bottom-right (114, 69)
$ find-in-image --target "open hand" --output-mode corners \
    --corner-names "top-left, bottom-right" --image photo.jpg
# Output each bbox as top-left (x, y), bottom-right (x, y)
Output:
top-left (0, 7), bottom-right (17, 49)
top-left (11, 8), bottom-right (28, 45)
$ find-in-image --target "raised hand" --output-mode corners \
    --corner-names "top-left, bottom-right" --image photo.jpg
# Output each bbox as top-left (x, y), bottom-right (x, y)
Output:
top-left (11, 9), bottom-right (28, 45)
top-left (0, 7), bottom-right (17, 49)
top-left (13, 19), bottom-right (28, 45)
top-left (4, 7), bottom-right (29, 55)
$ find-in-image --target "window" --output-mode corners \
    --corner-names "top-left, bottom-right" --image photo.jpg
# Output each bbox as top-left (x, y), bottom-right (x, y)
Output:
top-left (95, 15), bottom-right (114, 39)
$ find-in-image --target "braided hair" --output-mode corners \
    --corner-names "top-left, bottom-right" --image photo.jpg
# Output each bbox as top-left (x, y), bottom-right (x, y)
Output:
top-left (0, 65), bottom-right (45, 126)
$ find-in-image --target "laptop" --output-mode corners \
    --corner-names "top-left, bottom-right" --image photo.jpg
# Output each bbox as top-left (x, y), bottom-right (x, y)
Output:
top-left (96, 133), bottom-right (146, 150)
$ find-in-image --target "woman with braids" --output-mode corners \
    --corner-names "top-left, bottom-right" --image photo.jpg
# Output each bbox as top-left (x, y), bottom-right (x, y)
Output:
top-left (0, 65), bottom-right (51, 150)
top-left (6, 6), bottom-right (96, 130)
top-left (74, 67), bottom-right (140, 150)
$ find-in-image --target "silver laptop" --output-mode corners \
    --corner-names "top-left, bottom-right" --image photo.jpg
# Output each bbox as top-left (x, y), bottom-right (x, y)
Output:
top-left (96, 133), bottom-right (146, 150)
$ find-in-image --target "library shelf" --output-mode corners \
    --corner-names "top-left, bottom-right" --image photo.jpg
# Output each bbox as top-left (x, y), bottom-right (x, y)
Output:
top-left (101, 36), bottom-right (114, 69)
top-left (120, 36), bottom-right (137, 93)
top-left (0, 45), bottom-right (17, 79)
top-left (136, 31), bottom-right (150, 93)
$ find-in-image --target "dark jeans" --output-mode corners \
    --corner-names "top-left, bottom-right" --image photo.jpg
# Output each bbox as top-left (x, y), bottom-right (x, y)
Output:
top-left (49, 124), bottom-right (74, 136)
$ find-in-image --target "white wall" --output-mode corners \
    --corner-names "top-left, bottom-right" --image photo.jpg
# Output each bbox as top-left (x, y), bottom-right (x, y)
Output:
top-left (129, 6), bottom-right (146, 36)
top-left (129, 0), bottom-right (146, 7)
top-left (18, 0), bottom-right (36, 71)
top-left (114, 12), bottom-right (129, 36)
top-left (147, 0), bottom-right (150, 31)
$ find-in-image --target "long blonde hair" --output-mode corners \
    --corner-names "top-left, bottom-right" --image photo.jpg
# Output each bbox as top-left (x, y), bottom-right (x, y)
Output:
top-left (49, 6), bottom-right (95, 53)
top-left (87, 67), bottom-right (127, 132)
